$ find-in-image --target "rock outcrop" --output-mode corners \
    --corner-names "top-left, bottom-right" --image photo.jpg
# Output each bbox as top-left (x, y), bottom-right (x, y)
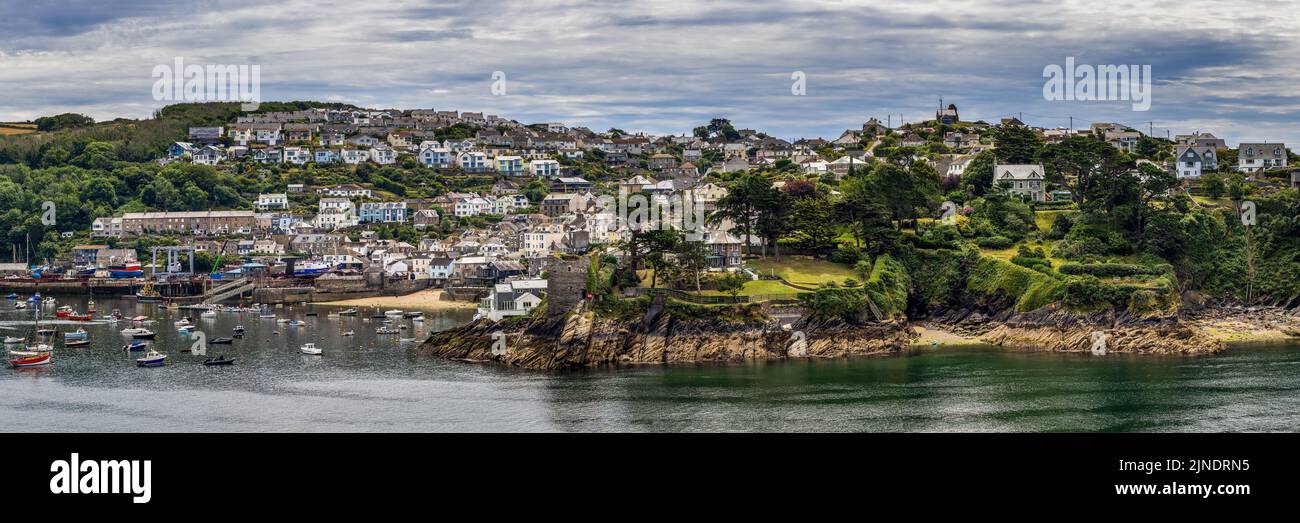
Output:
top-left (419, 302), bottom-right (916, 370)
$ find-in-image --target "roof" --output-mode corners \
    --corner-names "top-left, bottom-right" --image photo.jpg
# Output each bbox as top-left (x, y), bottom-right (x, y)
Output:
top-left (995, 164), bottom-right (1044, 180)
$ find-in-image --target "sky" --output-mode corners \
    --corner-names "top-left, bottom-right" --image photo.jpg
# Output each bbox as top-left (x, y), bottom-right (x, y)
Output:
top-left (2, 0), bottom-right (1299, 146)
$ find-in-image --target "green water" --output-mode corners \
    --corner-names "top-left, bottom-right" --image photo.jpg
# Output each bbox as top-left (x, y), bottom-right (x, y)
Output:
top-left (2, 297), bottom-right (1298, 432)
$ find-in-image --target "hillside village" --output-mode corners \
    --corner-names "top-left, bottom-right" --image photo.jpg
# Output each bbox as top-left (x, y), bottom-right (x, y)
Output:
top-left (4, 101), bottom-right (1299, 322)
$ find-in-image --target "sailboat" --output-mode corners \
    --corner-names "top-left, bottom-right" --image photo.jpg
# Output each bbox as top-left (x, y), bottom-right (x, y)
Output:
top-left (9, 304), bottom-right (52, 368)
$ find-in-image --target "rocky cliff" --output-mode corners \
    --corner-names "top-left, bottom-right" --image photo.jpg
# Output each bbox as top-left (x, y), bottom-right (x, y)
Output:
top-left (419, 301), bottom-right (916, 370)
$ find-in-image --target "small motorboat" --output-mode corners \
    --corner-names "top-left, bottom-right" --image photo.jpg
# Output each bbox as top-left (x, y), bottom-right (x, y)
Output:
top-left (174, 318), bottom-right (193, 327)
top-left (123, 328), bottom-right (156, 339)
top-left (14, 302), bottom-right (26, 310)
top-left (210, 337), bottom-right (234, 344)
top-left (342, 330), bottom-right (355, 336)
top-left (136, 349), bottom-right (167, 367)
top-left (36, 328), bottom-right (56, 337)
top-left (177, 325), bottom-right (195, 333)
top-left (276, 318), bottom-right (290, 324)
top-left (2, 336), bottom-right (23, 344)
top-left (370, 314), bottom-right (386, 319)
top-left (122, 340), bottom-right (149, 352)
top-left (305, 312), bottom-right (317, 317)
top-left (399, 338), bottom-right (417, 343)
top-left (86, 300), bottom-right (96, 314)
top-left (9, 350), bottom-right (51, 367)
top-left (64, 339), bottom-right (90, 348)
top-left (384, 309), bottom-right (404, 317)
top-left (4, 293), bottom-right (16, 300)
top-left (131, 315), bottom-right (153, 323)
top-left (233, 325), bottom-right (246, 333)
top-left (203, 356), bottom-right (236, 366)
top-left (300, 343), bottom-right (321, 355)
top-left (337, 308), bottom-right (358, 316)
top-left (376, 327), bottom-right (400, 335)
top-left (67, 312), bottom-right (93, 321)
top-left (55, 305), bottom-right (73, 318)
top-left (411, 315), bottom-right (424, 323)
top-left (326, 313), bottom-right (340, 319)
top-left (287, 320), bottom-right (306, 327)
top-left (63, 329), bottom-right (88, 340)
top-left (200, 310), bottom-right (217, 319)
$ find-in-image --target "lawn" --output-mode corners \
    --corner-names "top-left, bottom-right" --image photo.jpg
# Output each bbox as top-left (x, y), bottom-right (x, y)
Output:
top-left (1034, 209), bottom-right (1078, 232)
top-left (692, 279), bottom-right (803, 297)
top-left (747, 255), bottom-right (857, 286)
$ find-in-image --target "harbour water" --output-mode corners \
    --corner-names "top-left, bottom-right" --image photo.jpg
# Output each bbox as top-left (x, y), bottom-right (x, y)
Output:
top-left (2, 296), bottom-right (1299, 432)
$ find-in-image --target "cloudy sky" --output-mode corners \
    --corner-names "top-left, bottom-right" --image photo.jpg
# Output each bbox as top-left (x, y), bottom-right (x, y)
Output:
top-left (2, 0), bottom-right (1298, 145)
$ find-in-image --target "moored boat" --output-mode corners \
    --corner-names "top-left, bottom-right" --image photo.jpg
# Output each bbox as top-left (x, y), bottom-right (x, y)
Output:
top-left (122, 340), bottom-right (148, 352)
top-left (300, 343), bottom-right (321, 355)
top-left (64, 339), bottom-right (90, 348)
top-left (210, 337), bottom-right (234, 344)
top-left (63, 328), bottom-right (88, 340)
top-left (203, 356), bottom-right (236, 366)
top-left (9, 350), bottom-right (51, 367)
top-left (136, 349), bottom-right (167, 367)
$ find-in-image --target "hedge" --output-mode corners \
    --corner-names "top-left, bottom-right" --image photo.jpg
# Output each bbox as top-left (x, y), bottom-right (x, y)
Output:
top-left (1057, 262), bottom-right (1171, 277)
top-left (966, 256), bottom-right (1064, 312)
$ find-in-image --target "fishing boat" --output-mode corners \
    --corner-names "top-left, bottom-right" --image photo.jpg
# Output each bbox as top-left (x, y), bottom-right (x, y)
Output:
top-left (108, 263), bottom-right (144, 279)
top-left (64, 339), bottom-right (90, 348)
top-left (300, 343), bottom-right (322, 355)
top-left (122, 340), bottom-right (148, 352)
top-left (210, 337), bottom-right (234, 344)
top-left (203, 355), bottom-right (236, 366)
top-left (56, 305), bottom-right (73, 318)
top-left (63, 328), bottom-right (88, 340)
top-left (233, 325), bottom-right (246, 333)
top-left (86, 300), bottom-right (96, 314)
top-left (136, 349), bottom-right (167, 367)
top-left (337, 308), bottom-right (358, 316)
top-left (67, 312), bottom-right (93, 321)
top-left (136, 282), bottom-right (162, 303)
top-left (292, 261), bottom-right (330, 277)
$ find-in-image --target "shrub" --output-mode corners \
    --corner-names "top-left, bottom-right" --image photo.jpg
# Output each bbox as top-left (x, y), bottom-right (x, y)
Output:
top-left (1057, 262), bottom-right (1171, 277)
top-left (975, 236), bottom-right (1014, 249)
top-left (966, 256), bottom-right (1064, 312)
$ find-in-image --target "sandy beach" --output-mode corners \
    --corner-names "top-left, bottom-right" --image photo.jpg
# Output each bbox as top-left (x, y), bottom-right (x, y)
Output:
top-left (314, 289), bottom-right (476, 311)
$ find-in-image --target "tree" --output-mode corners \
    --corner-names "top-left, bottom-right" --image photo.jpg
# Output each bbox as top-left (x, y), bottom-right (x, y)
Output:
top-left (718, 272), bottom-right (748, 300)
top-left (674, 237), bottom-right (711, 292)
top-left (713, 172), bottom-right (773, 258)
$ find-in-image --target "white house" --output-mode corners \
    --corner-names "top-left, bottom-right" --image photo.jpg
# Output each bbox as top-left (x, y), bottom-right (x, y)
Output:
top-left (529, 159), bottom-right (561, 177)
top-left (340, 149), bottom-right (369, 164)
top-left (282, 146), bottom-right (311, 165)
top-left (418, 145), bottom-right (453, 168)
top-left (256, 193), bottom-right (288, 211)
top-left (459, 151), bottom-right (490, 173)
top-left (369, 146), bottom-right (397, 165)
top-left (1175, 146), bottom-right (1203, 178)
top-left (478, 279), bottom-right (547, 321)
top-left (1238, 142), bottom-right (1288, 173)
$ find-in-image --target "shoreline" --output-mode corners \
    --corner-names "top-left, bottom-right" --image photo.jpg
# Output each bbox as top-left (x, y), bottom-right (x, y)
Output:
top-left (312, 289), bottom-right (476, 312)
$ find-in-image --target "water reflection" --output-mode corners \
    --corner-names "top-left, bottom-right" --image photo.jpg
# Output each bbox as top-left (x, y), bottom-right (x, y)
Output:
top-left (2, 296), bottom-right (1299, 432)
